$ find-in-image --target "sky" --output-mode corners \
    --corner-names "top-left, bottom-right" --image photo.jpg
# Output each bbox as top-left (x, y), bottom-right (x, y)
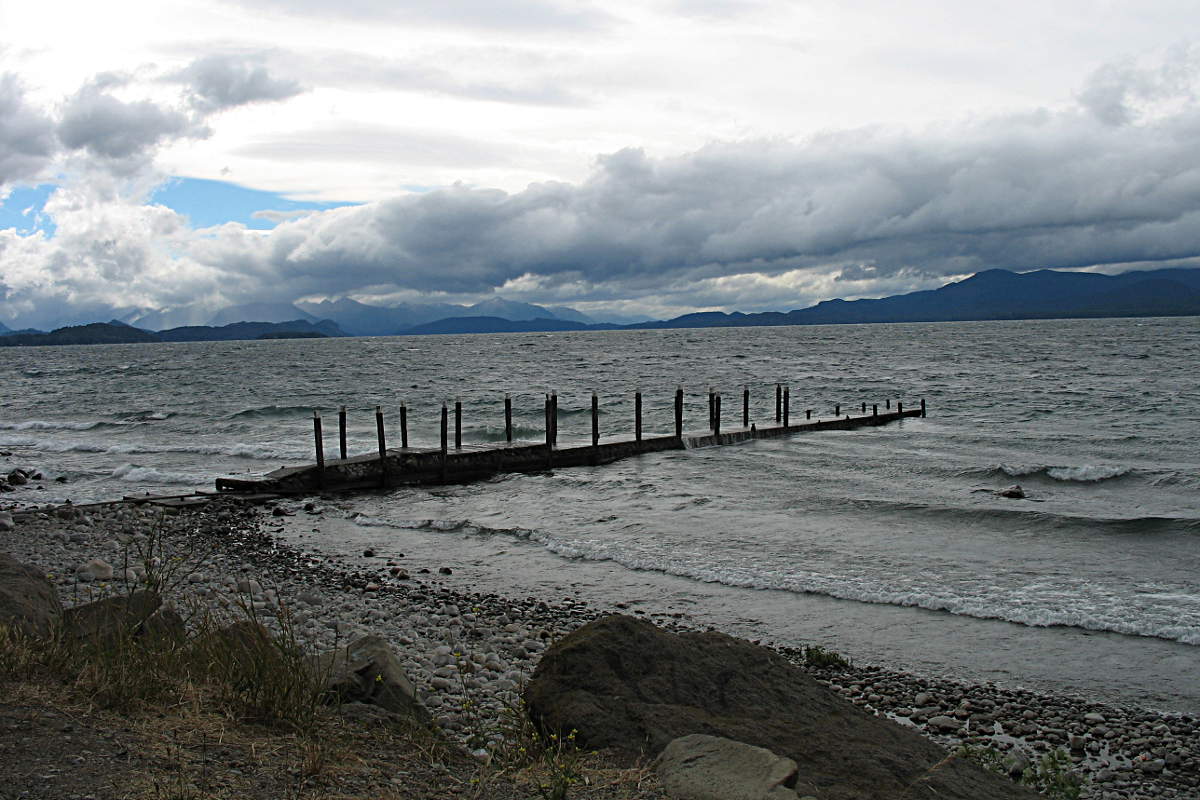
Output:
top-left (3, 1), bottom-right (1200, 329)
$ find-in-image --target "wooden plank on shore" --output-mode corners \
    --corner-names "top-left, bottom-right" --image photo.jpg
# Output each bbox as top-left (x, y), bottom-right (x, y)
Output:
top-left (147, 497), bottom-right (211, 508)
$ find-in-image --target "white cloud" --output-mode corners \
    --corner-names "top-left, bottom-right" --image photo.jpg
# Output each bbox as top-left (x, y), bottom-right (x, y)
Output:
top-left (8, 80), bottom-right (1200, 327)
top-left (5, 4), bottom-right (1200, 327)
top-left (234, 123), bottom-right (519, 167)
top-left (219, 0), bottom-right (617, 33)
top-left (1077, 42), bottom-right (1200, 125)
top-left (0, 74), bottom-right (57, 187)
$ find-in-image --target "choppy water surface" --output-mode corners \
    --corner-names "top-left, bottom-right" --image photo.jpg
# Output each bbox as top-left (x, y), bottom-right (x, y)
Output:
top-left (3, 318), bottom-right (1198, 710)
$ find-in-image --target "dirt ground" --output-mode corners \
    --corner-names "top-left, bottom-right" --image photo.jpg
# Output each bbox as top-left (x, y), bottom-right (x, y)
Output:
top-left (0, 681), bottom-right (668, 800)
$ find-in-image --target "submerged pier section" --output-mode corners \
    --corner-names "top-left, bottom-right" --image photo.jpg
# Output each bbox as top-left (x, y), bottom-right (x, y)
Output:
top-left (215, 387), bottom-right (925, 494)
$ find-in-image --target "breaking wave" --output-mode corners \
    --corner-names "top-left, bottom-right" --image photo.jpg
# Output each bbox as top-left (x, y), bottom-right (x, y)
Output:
top-left (5, 437), bottom-right (300, 460)
top-left (110, 463), bottom-right (200, 485)
top-left (0, 419), bottom-right (125, 431)
top-left (984, 463), bottom-right (1134, 483)
top-left (226, 405), bottom-right (316, 420)
top-left (370, 516), bottom-right (1200, 646)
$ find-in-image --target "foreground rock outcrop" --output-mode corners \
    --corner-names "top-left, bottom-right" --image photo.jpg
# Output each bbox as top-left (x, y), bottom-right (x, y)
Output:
top-left (525, 614), bottom-right (1038, 800)
top-left (0, 552), bottom-right (61, 636)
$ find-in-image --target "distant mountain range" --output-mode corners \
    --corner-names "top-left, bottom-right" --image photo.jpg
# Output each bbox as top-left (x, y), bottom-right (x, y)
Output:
top-left (115, 297), bottom-right (601, 336)
top-left (293, 297), bottom-right (595, 336)
top-left (634, 267), bottom-right (1200, 329)
top-left (3, 267), bottom-right (1199, 346)
top-left (0, 319), bottom-right (344, 347)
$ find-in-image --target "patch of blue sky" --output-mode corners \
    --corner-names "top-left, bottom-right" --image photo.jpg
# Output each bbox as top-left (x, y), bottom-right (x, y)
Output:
top-left (149, 177), bottom-right (358, 230)
top-left (0, 184), bottom-right (57, 236)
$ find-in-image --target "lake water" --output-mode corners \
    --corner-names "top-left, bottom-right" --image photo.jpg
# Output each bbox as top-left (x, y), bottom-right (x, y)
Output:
top-left (3, 318), bottom-right (1198, 711)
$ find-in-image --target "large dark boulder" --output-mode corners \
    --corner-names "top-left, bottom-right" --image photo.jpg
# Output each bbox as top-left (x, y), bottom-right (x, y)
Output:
top-left (62, 590), bottom-right (184, 646)
top-left (0, 553), bottom-right (62, 636)
top-left (524, 615), bottom-right (1036, 800)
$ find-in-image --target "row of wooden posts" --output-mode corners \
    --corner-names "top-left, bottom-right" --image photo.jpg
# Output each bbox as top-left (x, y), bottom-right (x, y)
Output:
top-left (309, 387), bottom-right (926, 480)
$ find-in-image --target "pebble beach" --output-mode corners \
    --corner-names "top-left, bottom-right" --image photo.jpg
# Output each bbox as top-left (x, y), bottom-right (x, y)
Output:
top-left (2, 482), bottom-right (1198, 800)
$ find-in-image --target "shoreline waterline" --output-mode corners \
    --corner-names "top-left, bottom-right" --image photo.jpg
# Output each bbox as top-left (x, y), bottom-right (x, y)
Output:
top-left (271, 498), bottom-right (1200, 717)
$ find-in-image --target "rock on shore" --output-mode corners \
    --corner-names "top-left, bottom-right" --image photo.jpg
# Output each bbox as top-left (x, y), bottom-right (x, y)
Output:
top-left (526, 614), bottom-right (1037, 800)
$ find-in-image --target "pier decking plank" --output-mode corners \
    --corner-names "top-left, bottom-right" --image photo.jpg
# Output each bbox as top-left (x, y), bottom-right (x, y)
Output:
top-left (216, 407), bottom-right (923, 495)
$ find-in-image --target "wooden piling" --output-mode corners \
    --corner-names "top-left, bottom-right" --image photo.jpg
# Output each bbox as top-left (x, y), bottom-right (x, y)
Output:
top-left (872, 404), bottom-right (878, 417)
top-left (400, 403), bottom-right (408, 449)
top-left (440, 403), bottom-right (448, 454)
top-left (454, 398), bottom-right (462, 450)
top-left (714, 392), bottom-right (722, 436)
top-left (544, 394), bottom-right (553, 469)
top-left (921, 398), bottom-right (926, 417)
top-left (674, 386), bottom-right (684, 439)
top-left (835, 404), bottom-right (840, 417)
top-left (775, 383), bottom-right (782, 423)
top-left (886, 399), bottom-right (891, 410)
top-left (806, 408), bottom-right (811, 420)
top-left (550, 392), bottom-right (558, 446)
top-left (862, 402), bottom-right (867, 414)
top-left (375, 405), bottom-right (387, 486)
top-left (635, 390), bottom-right (642, 442)
top-left (504, 393), bottom-right (513, 443)
top-left (742, 385), bottom-right (749, 428)
top-left (440, 402), bottom-right (448, 480)
top-left (591, 391), bottom-right (600, 449)
top-left (783, 386), bottom-right (790, 428)
top-left (898, 401), bottom-right (904, 414)
top-left (338, 405), bottom-right (347, 460)
top-left (708, 386), bottom-right (715, 432)
top-left (312, 411), bottom-right (325, 488)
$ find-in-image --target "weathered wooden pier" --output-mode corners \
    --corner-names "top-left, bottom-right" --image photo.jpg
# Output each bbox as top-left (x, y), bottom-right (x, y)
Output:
top-left (216, 386), bottom-right (925, 495)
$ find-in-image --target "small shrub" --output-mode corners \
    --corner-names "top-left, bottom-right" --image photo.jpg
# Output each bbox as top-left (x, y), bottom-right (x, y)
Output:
top-left (2, 593), bottom-right (328, 731)
top-left (801, 643), bottom-right (850, 669)
top-left (2, 608), bottom-right (189, 712)
top-left (956, 743), bottom-right (1010, 776)
top-left (0, 622), bottom-right (46, 677)
top-left (957, 744), bottom-right (1084, 800)
top-left (118, 512), bottom-right (212, 596)
top-left (534, 728), bottom-right (584, 800)
top-left (194, 597), bottom-right (329, 732)
top-left (1023, 748), bottom-right (1084, 800)
top-left (488, 700), bottom-right (586, 799)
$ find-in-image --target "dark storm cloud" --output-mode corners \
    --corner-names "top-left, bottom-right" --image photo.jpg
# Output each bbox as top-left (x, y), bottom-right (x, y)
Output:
top-left (173, 54), bottom-right (305, 112)
top-left (57, 78), bottom-right (201, 163)
top-left (0, 74), bottom-right (57, 186)
top-left (247, 99), bottom-right (1200, 302)
top-left (222, 0), bottom-right (615, 32)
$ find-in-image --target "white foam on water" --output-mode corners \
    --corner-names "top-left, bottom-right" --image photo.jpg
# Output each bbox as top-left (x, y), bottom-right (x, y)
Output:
top-left (384, 515), bottom-right (1200, 647)
top-left (1045, 465), bottom-right (1131, 482)
top-left (9, 437), bottom-right (298, 460)
top-left (0, 419), bottom-right (113, 431)
top-left (997, 463), bottom-right (1132, 482)
top-left (110, 463), bottom-right (201, 485)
